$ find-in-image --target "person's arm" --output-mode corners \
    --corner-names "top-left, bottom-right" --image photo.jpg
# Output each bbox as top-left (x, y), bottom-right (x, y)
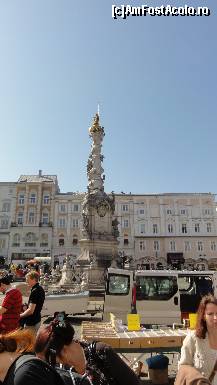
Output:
top-left (178, 332), bottom-right (196, 368)
top-left (20, 303), bottom-right (36, 318)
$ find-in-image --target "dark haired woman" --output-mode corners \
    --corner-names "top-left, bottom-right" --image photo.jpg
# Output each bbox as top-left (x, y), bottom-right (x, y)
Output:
top-left (35, 318), bottom-right (140, 385)
top-left (179, 294), bottom-right (217, 383)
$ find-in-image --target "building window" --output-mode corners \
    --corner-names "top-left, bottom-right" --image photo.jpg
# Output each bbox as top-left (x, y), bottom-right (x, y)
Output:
top-left (154, 240), bottom-right (159, 251)
top-left (18, 194), bottom-right (25, 205)
top-left (59, 204), bottom-right (66, 213)
top-left (139, 209), bottom-right (145, 215)
top-left (30, 193), bottom-right (36, 204)
top-left (167, 209), bottom-right (172, 215)
top-left (195, 223), bottom-right (200, 233)
top-left (124, 238), bottom-right (129, 245)
top-left (180, 209), bottom-right (186, 215)
top-left (59, 236), bottom-right (64, 246)
top-left (43, 195), bottom-right (50, 204)
top-left (184, 241), bottom-right (191, 252)
top-left (198, 241), bottom-right (203, 251)
top-left (40, 233), bottom-right (48, 247)
top-left (17, 212), bottom-right (23, 225)
top-left (139, 240), bottom-right (145, 251)
top-left (28, 211), bottom-right (35, 224)
top-left (211, 241), bottom-right (216, 251)
top-left (170, 240), bottom-right (176, 251)
top-left (207, 223), bottom-right (212, 233)
top-left (123, 219), bottom-right (129, 228)
top-left (140, 224), bottom-right (145, 233)
top-left (72, 219), bottom-right (79, 228)
top-left (2, 202), bottom-right (10, 212)
top-left (12, 234), bottom-right (20, 247)
top-left (73, 204), bottom-right (79, 212)
top-left (72, 218), bottom-right (79, 229)
top-left (204, 209), bottom-right (211, 215)
top-left (59, 218), bottom-right (66, 228)
top-left (25, 232), bottom-right (36, 247)
top-left (153, 224), bottom-right (158, 234)
top-left (1, 218), bottom-right (8, 229)
top-left (0, 239), bottom-right (6, 249)
top-left (42, 212), bottom-right (49, 225)
top-left (122, 205), bottom-right (128, 212)
top-left (182, 224), bottom-right (187, 234)
top-left (72, 235), bottom-right (78, 246)
top-left (168, 224), bottom-right (173, 233)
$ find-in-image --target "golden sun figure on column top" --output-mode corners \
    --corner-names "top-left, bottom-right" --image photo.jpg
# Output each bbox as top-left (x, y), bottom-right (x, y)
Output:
top-left (89, 113), bottom-right (101, 134)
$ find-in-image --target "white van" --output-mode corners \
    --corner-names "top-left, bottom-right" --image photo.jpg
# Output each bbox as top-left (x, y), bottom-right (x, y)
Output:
top-left (103, 268), bottom-right (217, 325)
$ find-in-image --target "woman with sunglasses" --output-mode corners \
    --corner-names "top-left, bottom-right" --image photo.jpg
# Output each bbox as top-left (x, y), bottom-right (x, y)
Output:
top-left (34, 314), bottom-right (140, 385)
top-left (179, 294), bottom-right (217, 384)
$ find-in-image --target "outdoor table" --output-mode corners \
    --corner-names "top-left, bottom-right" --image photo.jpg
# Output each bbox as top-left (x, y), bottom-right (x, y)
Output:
top-left (81, 321), bottom-right (188, 354)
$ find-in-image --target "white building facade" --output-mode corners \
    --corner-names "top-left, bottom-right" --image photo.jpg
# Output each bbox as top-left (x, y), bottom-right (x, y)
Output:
top-left (1, 172), bottom-right (217, 270)
top-left (114, 193), bottom-right (217, 269)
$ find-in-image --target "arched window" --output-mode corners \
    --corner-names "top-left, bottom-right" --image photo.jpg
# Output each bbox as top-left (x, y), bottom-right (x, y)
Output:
top-left (26, 232), bottom-right (35, 242)
top-left (25, 232), bottom-right (36, 247)
top-left (72, 235), bottom-right (78, 246)
top-left (13, 234), bottom-right (20, 247)
top-left (40, 233), bottom-right (48, 247)
top-left (59, 234), bottom-right (64, 246)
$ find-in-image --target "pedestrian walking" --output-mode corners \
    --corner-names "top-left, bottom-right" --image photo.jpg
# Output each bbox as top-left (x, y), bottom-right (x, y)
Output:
top-left (20, 271), bottom-right (45, 333)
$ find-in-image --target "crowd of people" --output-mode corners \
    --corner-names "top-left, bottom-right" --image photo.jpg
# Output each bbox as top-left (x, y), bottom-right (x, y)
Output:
top-left (0, 271), bottom-right (140, 385)
top-left (0, 268), bottom-right (217, 384)
top-left (8, 261), bottom-right (51, 280)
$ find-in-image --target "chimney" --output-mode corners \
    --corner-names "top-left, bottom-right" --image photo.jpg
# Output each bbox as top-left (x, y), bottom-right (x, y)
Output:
top-left (39, 170), bottom-right (42, 177)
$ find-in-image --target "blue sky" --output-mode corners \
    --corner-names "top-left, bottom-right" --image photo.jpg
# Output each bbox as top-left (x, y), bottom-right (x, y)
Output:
top-left (0, 1), bottom-right (216, 195)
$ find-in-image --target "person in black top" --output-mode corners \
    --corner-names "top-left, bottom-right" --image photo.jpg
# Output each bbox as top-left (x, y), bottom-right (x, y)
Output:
top-left (20, 271), bottom-right (45, 333)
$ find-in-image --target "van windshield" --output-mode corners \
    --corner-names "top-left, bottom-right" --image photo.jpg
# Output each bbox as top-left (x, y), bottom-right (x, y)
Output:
top-left (107, 274), bottom-right (130, 295)
top-left (136, 275), bottom-right (178, 301)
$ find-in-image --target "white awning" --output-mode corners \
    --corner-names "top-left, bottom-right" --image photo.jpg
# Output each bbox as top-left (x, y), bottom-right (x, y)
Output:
top-left (34, 257), bottom-right (51, 263)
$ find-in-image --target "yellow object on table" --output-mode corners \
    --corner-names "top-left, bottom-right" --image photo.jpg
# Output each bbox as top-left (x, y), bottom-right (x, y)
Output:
top-left (189, 313), bottom-right (197, 329)
top-left (127, 314), bottom-right (141, 331)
